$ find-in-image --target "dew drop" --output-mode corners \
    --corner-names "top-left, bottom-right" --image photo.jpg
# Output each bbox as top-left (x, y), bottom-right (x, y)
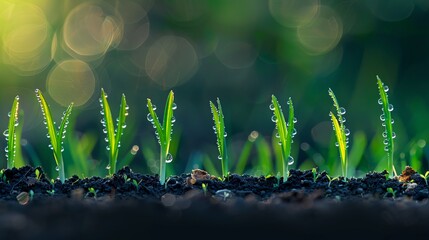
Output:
top-left (384, 85), bottom-right (389, 92)
top-left (344, 129), bottom-right (350, 136)
top-left (3, 130), bottom-right (9, 137)
top-left (106, 146), bottom-right (110, 151)
top-left (152, 104), bottom-right (157, 111)
top-left (382, 131), bottom-right (387, 138)
top-left (275, 133), bottom-right (280, 138)
top-left (392, 132), bottom-right (396, 139)
top-left (218, 155), bottom-right (222, 160)
top-left (380, 114), bottom-right (385, 121)
top-left (271, 115), bottom-right (277, 123)
top-left (338, 107), bottom-right (346, 115)
top-left (147, 113), bottom-right (153, 122)
top-left (122, 124), bottom-right (127, 129)
top-left (293, 117), bottom-right (297, 123)
top-left (103, 128), bottom-right (108, 134)
top-left (328, 112), bottom-right (332, 117)
top-left (4, 147), bottom-right (8, 153)
top-left (388, 104), bottom-right (394, 112)
top-left (378, 98), bottom-right (383, 105)
top-left (7, 112), bottom-right (11, 117)
top-left (166, 153), bottom-right (173, 163)
top-left (105, 137), bottom-right (109, 142)
top-left (391, 119), bottom-right (394, 124)
top-left (278, 141), bottom-right (282, 146)
top-left (287, 156), bottom-right (294, 165)
top-left (335, 142), bottom-right (339, 147)
top-left (55, 166), bottom-right (60, 171)
top-left (171, 116), bottom-right (176, 123)
top-left (106, 164), bottom-right (111, 170)
top-left (292, 128), bottom-right (297, 136)
top-left (172, 103), bottom-right (177, 110)
top-left (384, 139), bottom-right (389, 145)
top-left (269, 104), bottom-right (275, 111)
top-left (384, 146), bottom-right (389, 152)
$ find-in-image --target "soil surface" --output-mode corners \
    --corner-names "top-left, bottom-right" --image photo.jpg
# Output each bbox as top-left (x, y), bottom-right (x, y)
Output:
top-left (1, 166), bottom-right (429, 239)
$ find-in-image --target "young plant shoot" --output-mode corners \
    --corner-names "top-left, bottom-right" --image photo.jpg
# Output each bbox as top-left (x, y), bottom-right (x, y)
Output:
top-left (210, 98), bottom-right (229, 178)
top-left (100, 88), bottom-right (129, 175)
top-left (4, 96), bottom-right (19, 169)
top-left (35, 89), bottom-right (73, 183)
top-left (270, 95), bottom-right (296, 180)
top-left (147, 90), bottom-right (176, 185)
top-left (328, 88), bottom-right (350, 177)
top-left (377, 76), bottom-right (396, 177)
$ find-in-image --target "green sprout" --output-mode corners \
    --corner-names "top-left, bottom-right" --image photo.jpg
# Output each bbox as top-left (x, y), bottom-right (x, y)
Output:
top-left (86, 187), bottom-right (98, 198)
top-left (377, 76), bottom-right (397, 177)
top-left (420, 171), bottom-right (429, 185)
top-left (99, 88), bottom-right (129, 175)
top-left (35, 89), bottom-right (73, 183)
top-left (385, 187), bottom-right (396, 198)
top-left (4, 95), bottom-right (19, 169)
top-left (210, 98), bottom-right (229, 178)
top-left (328, 88), bottom-right (350, 177)
top-left (147, 90), bottom-right (176, 185)
top-left (202, 183), bottom-right (208, 196)
top-left (312, 168), bottom-right (318, 182)
top-left (270, 95), bottom-right (296, 180)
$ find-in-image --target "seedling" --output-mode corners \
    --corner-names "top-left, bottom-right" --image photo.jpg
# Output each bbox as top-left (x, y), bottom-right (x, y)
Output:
top-left (210, 98), bottom-right (229, 178)
top-left (147, 90), bottom-right (176, 185)
top-left (328, 88), bottom-right (350, 177)
top-left (46, 189), bottom-right (55, 196)
top-left (4, 95), bottom-right (19, 169)
top-left (202, 183), bottom-right (208, 196)
top-left (99, 88), bottom-right (129, 175)
top-left (385, 187), bottom-right (396, 198)
top-left (86, 187), bottom-right (98, 198)
top-left (377, 76), bottom-right (397, 177)
top-left (35, 169), bottom-right (42, 180)
top-left (312, 168), bottom-right (318, 182)
top-left (326, 175), bottom-right (339, 188)
top-left (35, 89), bottom-right (73, 183)
top-left (420, 171), bottom-right (429, 185)
top-left (270, 95), bottom-right (296, 180)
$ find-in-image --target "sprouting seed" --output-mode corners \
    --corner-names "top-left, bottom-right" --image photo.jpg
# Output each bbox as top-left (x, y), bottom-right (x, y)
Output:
top-left (328, 88), bottom-right (349, 177)
top-left (377, 76), bottom-right (396, 177)
top-left (35, 89), bottom-right (73, 183)
top-left (100, 89), bottom-right (128, 175)
top-left (270, 95), bottom-right (296, 180)
top-left (147, 90), bottom-right (176, 185)
top-left (210, 98), bottom-right (229, 178)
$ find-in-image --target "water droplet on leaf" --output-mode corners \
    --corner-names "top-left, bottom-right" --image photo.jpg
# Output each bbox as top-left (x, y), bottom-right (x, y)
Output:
top-left (166, 153), bottom-right (173, 163)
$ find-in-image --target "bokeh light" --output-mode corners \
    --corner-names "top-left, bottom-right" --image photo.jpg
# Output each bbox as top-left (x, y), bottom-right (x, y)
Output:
top-left (297, 6), bottom-right (343, 55)
top-left (1, 2), bottom-right (52, 75)
top-left (269, 0), bottom-right (320, 28)
top-left (145, 35), bottom-right (198, 88)
top-left (63, 2), bottom-right (123, 61)
top-left (366, 0), bottom-right (414, 22)
top-left (214, 37), bottom-right (259, 69)
top-left (46, 60), bottom-right (96, 107)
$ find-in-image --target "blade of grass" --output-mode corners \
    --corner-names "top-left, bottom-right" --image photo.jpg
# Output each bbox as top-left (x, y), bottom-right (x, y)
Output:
top-left (377, 76), bottom-right (396, 177)
top-left (270, 95), bottom-right (296, 180)
top-left (100, 89), bottom-right (128, 175)
top-left (328, 88), bottom-right (349, 177)
top-left (210, 98), bottom-right (229, 178)
top-left (147, 90), bottom-right (176, 185)
top-left (35, 89), bottom-right (73, 183)
top-left (5, 95), bottom-right (19, 169)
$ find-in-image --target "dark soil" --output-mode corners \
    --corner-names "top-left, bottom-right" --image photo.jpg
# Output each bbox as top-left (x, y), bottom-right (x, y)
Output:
top-left (2, 166), bottom-right (429, 239)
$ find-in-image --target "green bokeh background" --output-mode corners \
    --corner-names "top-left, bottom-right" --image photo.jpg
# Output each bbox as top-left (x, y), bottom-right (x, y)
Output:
top-left (0, 0), bottom-right (428, 178)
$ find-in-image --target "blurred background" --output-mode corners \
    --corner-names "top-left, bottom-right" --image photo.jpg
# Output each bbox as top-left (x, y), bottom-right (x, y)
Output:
top-left (0, 0), bottom-right (429, 179)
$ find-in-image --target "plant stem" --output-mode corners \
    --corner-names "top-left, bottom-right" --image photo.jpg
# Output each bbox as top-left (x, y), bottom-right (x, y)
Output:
top-left (59, 156), bottom-right (65, 183)
top-left (160, 146), bottom-right (166, 185)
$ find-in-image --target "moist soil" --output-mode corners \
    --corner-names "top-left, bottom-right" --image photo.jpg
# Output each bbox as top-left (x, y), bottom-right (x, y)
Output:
top-left (1, 166), bottom-right (429, 239)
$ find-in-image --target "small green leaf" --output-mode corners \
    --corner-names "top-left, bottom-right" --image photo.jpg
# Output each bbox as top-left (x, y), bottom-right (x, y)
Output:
top-left (6, 95), bottom-right (19, 168)
top-left (210, 98), bottom-right (228, 178)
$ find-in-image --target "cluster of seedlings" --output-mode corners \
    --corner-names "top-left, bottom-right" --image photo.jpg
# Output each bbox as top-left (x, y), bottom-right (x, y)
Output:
top-left (0, 76), bottom-right (402, 186)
